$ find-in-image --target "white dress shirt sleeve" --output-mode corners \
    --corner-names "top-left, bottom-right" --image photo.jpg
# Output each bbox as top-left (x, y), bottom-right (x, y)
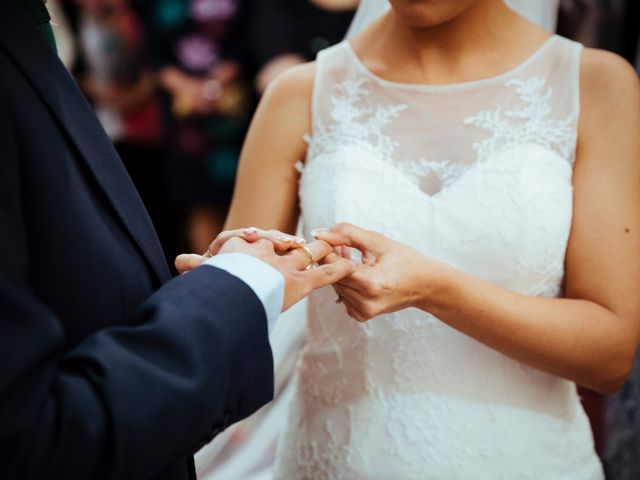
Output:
top-left (203, 253), bottom-right (284, 335)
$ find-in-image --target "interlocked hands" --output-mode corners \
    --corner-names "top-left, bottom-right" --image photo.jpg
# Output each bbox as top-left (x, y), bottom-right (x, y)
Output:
top-left (176, 223), bottom-right (440, 320)
top-left (175, 227), bottom-right (356, 311)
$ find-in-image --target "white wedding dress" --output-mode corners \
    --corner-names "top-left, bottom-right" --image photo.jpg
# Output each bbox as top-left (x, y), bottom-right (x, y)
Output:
top-left (273, 35), bottom-right (604, 479)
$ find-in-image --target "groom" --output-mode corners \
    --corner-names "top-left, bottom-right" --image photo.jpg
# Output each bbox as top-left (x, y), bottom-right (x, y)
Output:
top-left (0, 1), bottom-right (354, 479)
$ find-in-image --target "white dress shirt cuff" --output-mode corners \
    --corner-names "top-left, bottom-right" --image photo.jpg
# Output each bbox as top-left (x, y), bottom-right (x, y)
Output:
top-left (203, 253), bottom-right (284, 334)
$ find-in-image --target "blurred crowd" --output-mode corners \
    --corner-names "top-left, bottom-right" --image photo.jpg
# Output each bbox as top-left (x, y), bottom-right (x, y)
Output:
top-left (47, 1), bottom-right (639, 479)
top-left (49, 0), bottom-right (358, 263)
top-left (48, 0), bottom-right (638, 265)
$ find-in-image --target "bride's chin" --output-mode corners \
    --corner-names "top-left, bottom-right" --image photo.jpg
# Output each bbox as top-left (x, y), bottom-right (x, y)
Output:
top-left (388, 0), bottom-right (480, 28)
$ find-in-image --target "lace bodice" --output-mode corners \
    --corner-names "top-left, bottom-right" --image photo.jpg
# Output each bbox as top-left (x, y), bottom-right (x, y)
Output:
top-left (275, 36), bottom-right (604, 479)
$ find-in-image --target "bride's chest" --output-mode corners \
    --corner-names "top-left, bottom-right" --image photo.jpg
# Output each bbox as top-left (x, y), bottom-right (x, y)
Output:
top-left (299, 143), bottom-right (574, 296)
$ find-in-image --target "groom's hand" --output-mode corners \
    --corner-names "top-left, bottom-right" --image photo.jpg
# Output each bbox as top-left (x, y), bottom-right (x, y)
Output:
top-left (219, 236), bottom-right (356, 310)
top-left (175, 228), bottom-right (356, 311)
top-left (175, 227), bottom-right (307, 274)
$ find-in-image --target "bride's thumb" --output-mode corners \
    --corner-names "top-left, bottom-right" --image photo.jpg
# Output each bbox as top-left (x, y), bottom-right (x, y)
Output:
top-left (313, 223), bottom-right (382, 255)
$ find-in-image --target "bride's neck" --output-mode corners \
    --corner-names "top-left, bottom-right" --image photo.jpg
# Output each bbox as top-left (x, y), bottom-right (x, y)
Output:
top-left (355, 0), bottom-right (547, 85)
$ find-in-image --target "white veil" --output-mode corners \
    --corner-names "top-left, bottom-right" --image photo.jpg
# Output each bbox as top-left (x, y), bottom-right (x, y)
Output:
top-left (345, 0), bottom-right (559, 40)
top-left (345, 0), bottom-right (391, 40)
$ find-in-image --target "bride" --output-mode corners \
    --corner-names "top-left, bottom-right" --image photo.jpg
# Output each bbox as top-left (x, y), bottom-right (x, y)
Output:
top-left (193, 0), bottom-right (639, 477)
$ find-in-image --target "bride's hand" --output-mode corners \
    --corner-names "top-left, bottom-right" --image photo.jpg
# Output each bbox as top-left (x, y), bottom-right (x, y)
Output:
top-left (175, 227), bottom-right (307, 274)
top-left (205, 227), bottom-right (307, 257)
top-left (315, 223), bottom-right (444, 322)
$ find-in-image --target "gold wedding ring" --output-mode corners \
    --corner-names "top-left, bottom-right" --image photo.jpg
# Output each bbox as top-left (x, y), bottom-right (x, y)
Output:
top-left (298, 245), bottom-right (315, 270)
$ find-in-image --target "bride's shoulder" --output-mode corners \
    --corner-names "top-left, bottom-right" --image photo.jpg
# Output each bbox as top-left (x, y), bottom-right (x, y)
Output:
top-left (579, 48), bottom-right (639, 108)
top-left (252, 62), bottom-right (317, 150)
top-left (576, 47), bottom-right (639, 168)
top-left (578, 47), bottom-right (639, 131)
top-left (262, 62), bottom-right (316, 109)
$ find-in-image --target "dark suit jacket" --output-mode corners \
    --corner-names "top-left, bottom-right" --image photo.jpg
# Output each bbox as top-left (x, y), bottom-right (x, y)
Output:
top-left (0, 2), bottom-right (274, 479)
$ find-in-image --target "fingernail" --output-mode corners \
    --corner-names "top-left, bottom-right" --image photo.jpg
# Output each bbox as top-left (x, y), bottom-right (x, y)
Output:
top-left (278, 235), bottom-right (291, 242)
top-left (293, 237), bottom-right (306, 245)
top-left (310, 227), bottom-right (330, 238)
top-left (244, 227), bottom-right (258, 235)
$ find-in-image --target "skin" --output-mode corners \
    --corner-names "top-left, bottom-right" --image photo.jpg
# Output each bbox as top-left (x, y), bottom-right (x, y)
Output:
top-left (188, 0), bottom-right (640, 394)
top-left (177, 231), bottom-right (355, 311)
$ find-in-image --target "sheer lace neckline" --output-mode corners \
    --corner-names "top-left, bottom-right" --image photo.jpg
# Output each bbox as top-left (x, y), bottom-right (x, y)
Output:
top-left (344, 35), bottom-right (558, 92)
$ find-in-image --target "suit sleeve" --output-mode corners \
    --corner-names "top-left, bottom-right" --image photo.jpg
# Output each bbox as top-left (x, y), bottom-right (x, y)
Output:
top-left (0, 87), bottom-right (274, 479)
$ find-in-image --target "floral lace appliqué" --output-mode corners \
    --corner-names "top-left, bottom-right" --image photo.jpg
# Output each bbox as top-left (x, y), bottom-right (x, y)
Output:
top-left (464, 78), bottom-right (577, 164)
top-left (306, 78), bottom-right (406, 160)
top-left (305, 78), bottom-right (464, 190)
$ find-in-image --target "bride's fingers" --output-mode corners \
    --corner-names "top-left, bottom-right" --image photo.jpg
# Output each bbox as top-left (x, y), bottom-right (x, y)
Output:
top-left (314, 234), bottom-right (377, 266)
top-left (175, 253), bottom-right (207, 274)
top-left (320, 253), bottom-right (369, 291)
top-left (312, 223), bottom-right (384, 257)
top-left (329, 245), bottom-right (353, 260)
top-left (337, 288), bottom-right (373, 323)
top-left (204, 228), bottom-right (256, 257)
top-left (270, 230), bottom-right (307, 253)
top-left (334, 282), bottom-right (361, 297)
top-left (205, 227), bottom-right (305, 257)
top-left (334, 288), bottom-right (368, 322)
top-left (321, 252), bottom-right (347, 265)
top-left (249, 229), bottom-right (306, 254)
top-left (304, 257), bottom-right (356, 291)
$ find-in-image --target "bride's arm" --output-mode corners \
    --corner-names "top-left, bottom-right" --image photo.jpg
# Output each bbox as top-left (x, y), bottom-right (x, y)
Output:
top-left (224, 64), bottom-right (316, 233)
top-left (427, 50), bottom-right (640, 395)
top-left (318, 49), bottom-right (640, 395)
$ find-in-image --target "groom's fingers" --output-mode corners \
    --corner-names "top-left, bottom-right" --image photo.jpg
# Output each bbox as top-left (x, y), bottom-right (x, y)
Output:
top-left (175, 254), bottom-right (207, 274)
top-left (286, 239), bottom-right (333, 270)
top-left (305, 258), bottom-right (356, 290)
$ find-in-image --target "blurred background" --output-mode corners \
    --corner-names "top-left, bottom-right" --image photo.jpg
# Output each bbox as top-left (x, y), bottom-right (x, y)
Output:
top-left (51, 0), bottom-right (639, 263)
top-left (49, 1), bottom-right (639, 478)
top-left (53, 0), bottom-right (360, 262)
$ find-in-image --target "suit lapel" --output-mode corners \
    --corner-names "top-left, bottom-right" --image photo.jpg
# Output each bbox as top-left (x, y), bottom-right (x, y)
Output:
top-left (0, 1), bottom-right (171, 284)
